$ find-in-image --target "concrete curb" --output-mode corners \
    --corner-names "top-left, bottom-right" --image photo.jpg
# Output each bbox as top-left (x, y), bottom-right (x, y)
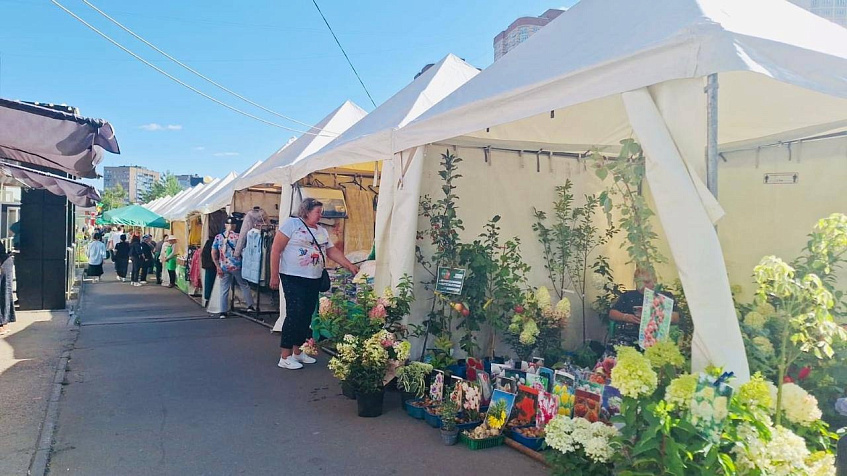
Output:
top-left (28, 275), bottom-right (86, 476)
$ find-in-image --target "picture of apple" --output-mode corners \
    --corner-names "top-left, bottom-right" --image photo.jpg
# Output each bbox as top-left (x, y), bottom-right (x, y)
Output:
top-left (461, 308), bottom-right (470, 317)
top-left (514, 305), bottom-right (524, 314)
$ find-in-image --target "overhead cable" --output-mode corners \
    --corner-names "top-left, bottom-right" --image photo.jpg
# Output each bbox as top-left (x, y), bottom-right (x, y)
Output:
top-left (50, 0), bottom-right (335, 137)
top-left (81, 0), bottom-right (335, 133)
top-left (311, 0), bottom-right (377, 108)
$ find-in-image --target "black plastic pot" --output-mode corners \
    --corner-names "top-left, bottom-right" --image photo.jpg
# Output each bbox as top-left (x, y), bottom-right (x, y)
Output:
top-left (357, 389), bottom-right (385, 417)
top-left (341, 381), bottom-right (356, 400)
top-left (440, 428), bottom-right (459, 446)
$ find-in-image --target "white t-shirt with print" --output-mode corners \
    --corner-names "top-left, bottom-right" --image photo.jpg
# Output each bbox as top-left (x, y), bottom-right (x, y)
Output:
top-left (279, 217), bottom-right (333, 279)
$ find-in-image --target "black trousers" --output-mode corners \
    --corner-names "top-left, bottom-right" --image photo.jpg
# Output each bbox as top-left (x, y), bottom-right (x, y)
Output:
top-left (279, 274), bottom-right (320, 349)
top-left (115, 258), bottom-right (129, 278)
top-left (153, 260), bottom-right (163, 284)
top-left (203, 268), bottom-right (217, 301)
top-left (130, 258), bottom-right (145, 282)
top-left (167, 269), bottom-right (176, 287)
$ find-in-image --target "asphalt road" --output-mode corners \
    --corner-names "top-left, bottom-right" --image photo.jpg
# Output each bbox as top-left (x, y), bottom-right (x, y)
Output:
top-left (49, 264), bottom-right (547, 475)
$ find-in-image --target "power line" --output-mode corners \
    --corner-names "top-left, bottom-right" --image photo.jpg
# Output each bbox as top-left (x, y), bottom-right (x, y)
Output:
top-left (81, 0), bottom-right (333, 133)
top-left (50, 0), bottom-right (335, 137)
top-left (311, 0), bottom-right (376, 108)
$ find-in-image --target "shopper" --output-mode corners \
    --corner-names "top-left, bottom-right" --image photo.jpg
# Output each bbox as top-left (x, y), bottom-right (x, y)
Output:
top-left (0, 243), bottom-right (15, 336)
top-left (152, 236), bottom-right (164, 285)
top-left (139, 235), bottom-right (154, 284)
top-left (212, 217), bottom-right (255, 318)
top-left (162, 235), bottom-right (178, 288)
top-left (200, 237), bottom-right (217, 307)
top-left (114, 234), bottom-right (130, 281)
top-left (146, 235), bottom-right (158, 278)
top-left (129, 235), bottom-right (147, 287)
top-left (270, 198), bottom-right (359, 370)
top-left (86, 232), bottom-right (107, 283)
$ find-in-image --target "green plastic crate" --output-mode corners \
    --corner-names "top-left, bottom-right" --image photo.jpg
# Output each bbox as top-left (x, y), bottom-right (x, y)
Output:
top-left (459, 433), bottom-right (504, 450)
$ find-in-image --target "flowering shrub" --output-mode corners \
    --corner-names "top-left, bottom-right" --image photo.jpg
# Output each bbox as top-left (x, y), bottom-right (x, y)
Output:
top-left (504, 286), bottom-right (570, 361)
top-left (544, 415), bottom-right (617, 475)
top-left (610, 346), bottom-right (657, 398)
top-left (328, 330), bottom-right (410, 394)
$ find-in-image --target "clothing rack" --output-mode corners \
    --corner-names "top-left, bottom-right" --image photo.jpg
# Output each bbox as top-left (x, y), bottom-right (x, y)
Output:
top-left (248, 226), bottom-right (278, 320)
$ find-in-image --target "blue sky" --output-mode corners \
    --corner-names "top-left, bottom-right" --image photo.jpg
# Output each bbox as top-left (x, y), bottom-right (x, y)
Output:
top-left (0, 0), bottom-right (578, 187)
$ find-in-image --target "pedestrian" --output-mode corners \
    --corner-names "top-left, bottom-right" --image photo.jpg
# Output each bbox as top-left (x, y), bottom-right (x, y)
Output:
top-left (110, 226), bottom-right (123, 251)
top-left (0, 242), bottom-right (15, 336)
top-left (114, 234), bottom-right (130, 281)
top-left (162, 236), bottom-right (178, 288)
top-left (129, 235), bottom-right (147, 287)
top-left (212, 217), bottom-right (255, 318)
top-left (270, 198), bottom-right (359, 370)
top-left (140, 235), bottom-right (154, 284)
top-left (152, 236), bottom-right (164, 285)
top-left (146, 235), bottom-right (157, 277)
top-left (86, 232), bottom-right (107, 283)
top-left (201, 236), bottom-right (217, 307)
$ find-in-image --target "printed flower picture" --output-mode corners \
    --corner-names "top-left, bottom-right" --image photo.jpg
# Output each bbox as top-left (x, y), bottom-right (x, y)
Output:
top-left (638, 288), bottom-right (673, 348)
top-left (429, 371), bottom-right (444, 402)
top-left (688, 373), bottom-right (733, 443)
top-left (536, 390), bottom-right (560, 429)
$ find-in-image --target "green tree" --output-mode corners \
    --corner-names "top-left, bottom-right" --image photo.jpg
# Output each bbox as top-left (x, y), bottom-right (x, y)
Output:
top-left (100, 184), bottom-right (127, 210)
top-left (142, 172), bottom-right (183, 202)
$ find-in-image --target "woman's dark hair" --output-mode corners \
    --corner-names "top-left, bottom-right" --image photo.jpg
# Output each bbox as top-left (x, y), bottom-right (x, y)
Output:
top-left (131, 235), bottom-right (140, 244)
top-left (120, 234), bottom-right (127, 241)
top-left (93, 232), bottom-right (102, 241)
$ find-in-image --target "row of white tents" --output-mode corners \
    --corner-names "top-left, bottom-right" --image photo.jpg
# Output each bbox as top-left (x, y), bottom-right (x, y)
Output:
top-left (143, 0), bottom-right (847, 381)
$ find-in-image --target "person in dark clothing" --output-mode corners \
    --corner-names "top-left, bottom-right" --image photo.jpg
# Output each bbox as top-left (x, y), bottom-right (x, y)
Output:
top-left (129, 236), bottom-right (148, 287)
top-left (139, 237), bottom-right (154, 284)
top-left (201, 237), bottom-right (217, 307)
top-left (114, 234), bottom-right (130, 281)
top-left (152, 237), bottom-right (164, 284)
top-left (608, 268), bottom-right (679, 348)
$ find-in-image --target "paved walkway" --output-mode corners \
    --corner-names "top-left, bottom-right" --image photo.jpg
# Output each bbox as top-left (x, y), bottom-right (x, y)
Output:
top-left (49, 263), bottom-right (547, 475)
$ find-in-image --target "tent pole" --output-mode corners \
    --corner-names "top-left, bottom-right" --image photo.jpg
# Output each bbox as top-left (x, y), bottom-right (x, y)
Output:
top-left (706, 73), bottom-right (719, 197)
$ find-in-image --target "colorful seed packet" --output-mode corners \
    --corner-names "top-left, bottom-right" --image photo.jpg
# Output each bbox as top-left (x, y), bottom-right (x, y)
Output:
top-left (429, 370), bottom-right (444, 402)
top-left (476, 371), bottom-right (493, 407)
top-left (539, 367), bottom-right (555, 392)
top-left (487, 389), bottom-right (517, 429)
top-left (514, 384), bottom-right (539, 424)
top-left (495, 376), bottom-right (517, 394)
top-left (526, 373), bottom-right (549, 393)
top-left (601, 386), bottom-right (622, 424)
top-left (505, 368), bottom-right (528, 386)
top-left (639, 288), bottom-right (674, 349)
top-left (688, 373), bottom-right (733, 443)
top-left (553, 371), bottom-right (576, 417)
top-left (449, 375), bottom-right (464, 406)
top-left (537, 390), bottom-right (560, 429)
top-left (573, 389), bottom-right (602, 423)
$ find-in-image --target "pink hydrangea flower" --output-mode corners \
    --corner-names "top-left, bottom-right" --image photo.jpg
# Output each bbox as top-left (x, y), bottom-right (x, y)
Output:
top-left (369, 303), bottom-right (387, 322)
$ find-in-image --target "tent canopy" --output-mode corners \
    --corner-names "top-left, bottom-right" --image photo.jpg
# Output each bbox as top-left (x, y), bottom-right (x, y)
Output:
top-left (279, 54), bottom-right (480, 186)
top-left (102, 204), bottom-right (168, 228)
top-left (198, 161), bottom-right (263, 215)
top-left (0, 162), bottom-right (100, 207)
top-left (233, 100), bottom-right (367, 191)
top-left (0, 98), bottom-right (120, 178)
top-left (379, 0), bottom-right (847, 381)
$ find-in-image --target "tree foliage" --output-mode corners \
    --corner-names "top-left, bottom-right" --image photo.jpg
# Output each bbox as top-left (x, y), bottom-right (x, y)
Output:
top-left (100, 184), bottom-right (127, 210)
top-left (142, 172), bottom-right (183, 203)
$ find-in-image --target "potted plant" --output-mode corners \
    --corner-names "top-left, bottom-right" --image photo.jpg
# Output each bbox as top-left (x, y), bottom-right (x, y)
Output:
top-left (396, 361), bottom-right (434, 403)
top-left (439, 398), bottom-right (459, 445)
top-left (328, 330), bottom-right (411, 418)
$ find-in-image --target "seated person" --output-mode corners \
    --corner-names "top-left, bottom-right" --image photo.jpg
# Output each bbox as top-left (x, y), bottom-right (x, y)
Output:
top-left (608, 268), bottom-right (679, 347)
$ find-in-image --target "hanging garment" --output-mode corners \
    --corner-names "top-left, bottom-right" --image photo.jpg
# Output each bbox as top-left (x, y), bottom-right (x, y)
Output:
top-left (234, 207), bottom-right (268, 257)
top-left (189, 248), bottom-right (202, 289)
top-left (241, 228), bottom-right (263, 284)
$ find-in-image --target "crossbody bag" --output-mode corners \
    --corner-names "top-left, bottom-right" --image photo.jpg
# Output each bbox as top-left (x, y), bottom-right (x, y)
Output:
top-left (299, 219), bottom-right (331, 292)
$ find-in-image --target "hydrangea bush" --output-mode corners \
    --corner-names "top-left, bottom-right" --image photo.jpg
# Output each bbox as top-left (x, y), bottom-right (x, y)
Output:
top-left (544, 415), bottom-right (617, 475)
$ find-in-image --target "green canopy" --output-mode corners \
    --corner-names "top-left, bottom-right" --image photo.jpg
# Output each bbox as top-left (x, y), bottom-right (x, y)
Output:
top-left (101, 204), bottom-right (169, 229)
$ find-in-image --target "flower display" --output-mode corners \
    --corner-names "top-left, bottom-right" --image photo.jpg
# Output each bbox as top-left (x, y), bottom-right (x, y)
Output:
top-left (644, 340), bottom-right (685, 369)
top-left (736, 372), bottom-right (772, 410)
top-left (664, 373), bottom-right (697, 410)
top-left (743, 310), bottom-right (768, 330)
top-left (611, 346), bottom-right (658, 398)
top-left (301, 338), bottom-right (319, 356)
top-left (318, 296), bottom-right (334, 317)
top-left (545, 415), bottom-right (618, 464)
top-left (327, 330), bottom-right (411, 394)
top-left (536, 286), bottom-right (552, 309)
top-left (752, 336), bottom-right (775, 357)
top-left (368, 303), bottom-right (387, 322)
top-left (733, 423), bottom-right (817, 475)
top-left (519, 319), bottom-right (539, 345)
top-left (768, 382), bottom-right (822, 427)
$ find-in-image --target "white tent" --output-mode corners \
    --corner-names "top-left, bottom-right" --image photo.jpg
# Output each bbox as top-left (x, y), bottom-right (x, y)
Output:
top-left (232, 100), bottom-right (367, 192)
top-left (197, 161), bottom-right (263, 216)
top-left (161, 182), bottom-right (213, 221)
top-left (180, 172), bottom-right (237, 216)
top-left (381, 0), bottom-right (847, 380)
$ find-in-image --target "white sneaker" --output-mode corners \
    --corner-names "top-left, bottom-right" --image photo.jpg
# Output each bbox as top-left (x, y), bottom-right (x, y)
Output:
top-left (277, 356), bottom-right (303, 370)
top-left (140, 281), bottom-right (147, 285)
top-left (294, 352), bottom-right (316, 364)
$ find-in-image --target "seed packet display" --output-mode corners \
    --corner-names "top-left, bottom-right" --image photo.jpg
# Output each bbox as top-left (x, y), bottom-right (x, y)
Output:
top-left (601, 386), bottom-right (622, 423)
top-left (514, 384), bottom-right (540, 424)
top-left (538, 367), bottom-right (555, 392)
top-left (495, 376), bottom-right (517, 394)
top-left (573, 389), bottom-right (602, 423)
top-left (487, 389), bottom-right (517, 428)
top-left (525, 373), bottom-right (549, 393)
top-left (639, 288), bottom-right (674, 348)
top-left (576, 378), bottom-right (605, 396)
top-left (460, 381), bottom-right (482, 421)
top-left (688, 374), bottom-right (733, 443)
top-left (553, 371), bottom-right (576, 417)
top-left (430, 370), bottom-right (445, 402)
top-left (449, 376), bottom-right (464, 406)
top-left (536, 390), bottom-right (560, 429)
top-left (504, 368), bottom-right (527, 386)
top-left (476, 371), bottom-right (493, 407)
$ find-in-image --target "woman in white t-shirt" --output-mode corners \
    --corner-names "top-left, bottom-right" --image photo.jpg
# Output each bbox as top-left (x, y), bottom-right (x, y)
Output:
top-left (270, 198), bottom-right (359, 370)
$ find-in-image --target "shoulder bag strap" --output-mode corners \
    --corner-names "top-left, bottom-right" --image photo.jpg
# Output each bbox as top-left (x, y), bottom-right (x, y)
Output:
top-left (299, 219), bottom-right (326, 268)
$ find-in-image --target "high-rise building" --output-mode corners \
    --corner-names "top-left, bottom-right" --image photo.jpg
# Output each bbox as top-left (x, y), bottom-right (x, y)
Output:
top-left (103, 166), bottom-right (161, 203)
top-left (493, 9), bottom-right (565, 61)
top-left (788, 0), bottom-right (847, 27)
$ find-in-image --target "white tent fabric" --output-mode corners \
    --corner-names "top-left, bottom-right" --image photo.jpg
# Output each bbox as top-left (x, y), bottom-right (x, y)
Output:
top-left (161, 182), bottom-right (214, 221)
top-left (200, 161), bottom-right (264, 215)
top-left (181, 172), bottom-right (236, 216)
top-left (380, 0), bottom-right (847, 381)
top-left (232, 100), bottom-right (367, 191)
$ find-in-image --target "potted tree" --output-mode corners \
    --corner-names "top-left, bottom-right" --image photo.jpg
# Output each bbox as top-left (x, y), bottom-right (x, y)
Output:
top-left (439, 398), bottom-right (459, 445)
